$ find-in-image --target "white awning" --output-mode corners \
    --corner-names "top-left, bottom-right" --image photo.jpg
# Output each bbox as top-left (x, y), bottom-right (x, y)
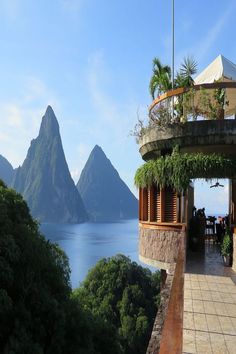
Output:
top-left (194, 55), bottom-right (236, 117)
top-left (195, 55), bottom-right (236, 84)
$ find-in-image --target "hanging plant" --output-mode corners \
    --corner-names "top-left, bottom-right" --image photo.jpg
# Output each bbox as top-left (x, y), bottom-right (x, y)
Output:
top-left (135, 151), bottom-right (236, 192)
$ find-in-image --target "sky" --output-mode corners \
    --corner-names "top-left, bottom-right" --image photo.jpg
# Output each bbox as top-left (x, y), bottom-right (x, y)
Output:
top-left (0, 0), bottom-right (235, 215)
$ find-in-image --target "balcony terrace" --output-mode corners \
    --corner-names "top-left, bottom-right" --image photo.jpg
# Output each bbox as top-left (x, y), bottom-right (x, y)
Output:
top-left (139, 82), bottom-right (236, 161)
top-left (138, 55), bottom-right (236, 353)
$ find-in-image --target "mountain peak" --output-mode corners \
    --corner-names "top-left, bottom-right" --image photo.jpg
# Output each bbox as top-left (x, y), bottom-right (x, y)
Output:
top-left (39, 105), bottom-right (60, 138)
top-left (77, 146), bottom-right (138, 221)
top-left (93, 144), bottom-right (102, 151)
top-left (12, 108), bottom-right (87, 223)
top-left (91, 145), bottom-right (106, 157)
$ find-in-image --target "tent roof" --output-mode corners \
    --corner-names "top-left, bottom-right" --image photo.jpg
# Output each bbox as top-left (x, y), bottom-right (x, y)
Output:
top-left (194, 55), bottom-right (236, 84)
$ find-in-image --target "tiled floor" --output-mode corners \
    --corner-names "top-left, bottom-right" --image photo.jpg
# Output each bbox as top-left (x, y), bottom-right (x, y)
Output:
top-left (183, 243), bottom-right (236, 354)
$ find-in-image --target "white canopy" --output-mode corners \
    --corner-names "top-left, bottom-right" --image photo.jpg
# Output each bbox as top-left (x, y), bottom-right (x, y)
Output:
top-left (195, 54), bottom-right (236, 84)
top-left (194, 55), bottom-right (236, 117)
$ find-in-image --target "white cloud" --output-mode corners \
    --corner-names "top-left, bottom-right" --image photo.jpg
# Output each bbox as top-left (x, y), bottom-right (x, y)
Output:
top-left (3, 104), bottom-right (23, 128)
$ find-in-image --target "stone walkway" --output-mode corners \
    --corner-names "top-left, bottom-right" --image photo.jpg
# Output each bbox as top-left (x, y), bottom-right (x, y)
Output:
top-left (183, 243), bottom-right (236, 354)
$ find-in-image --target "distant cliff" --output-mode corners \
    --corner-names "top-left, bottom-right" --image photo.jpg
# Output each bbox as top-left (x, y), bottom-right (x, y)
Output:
top-left (0, 155), bottom-right (14, 186)
top-left (12, 106), bottom-right (87, 223)
top-left (77, 145), bottom-right (138, 221)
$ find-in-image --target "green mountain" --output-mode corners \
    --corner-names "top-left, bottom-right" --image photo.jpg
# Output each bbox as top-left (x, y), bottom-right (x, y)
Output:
top-left (0, 154), bottom-right (14, 186)
top-left (77, 145), bottom-right (138, 221)
top-left (12, 106), bottom-right (87, 223)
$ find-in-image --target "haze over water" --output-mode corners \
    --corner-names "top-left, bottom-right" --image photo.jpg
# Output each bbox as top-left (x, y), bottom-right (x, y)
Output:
top-left (40, 219), bottom-right (147, 288)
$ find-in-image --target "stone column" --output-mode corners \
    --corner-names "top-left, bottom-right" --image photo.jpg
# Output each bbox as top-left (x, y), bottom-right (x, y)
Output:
top-left (233, 232), bottom-right (236, 272)
top-left (229, 179), bottom-right (236, 225)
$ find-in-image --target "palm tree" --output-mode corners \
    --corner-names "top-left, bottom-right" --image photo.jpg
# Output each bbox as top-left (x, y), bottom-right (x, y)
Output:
top-left (174, 56), bottom-right (198, 121)
top-left (149, 58), bottom-right (172, 99)
top-left (177, 56), bottom-right (198, 87)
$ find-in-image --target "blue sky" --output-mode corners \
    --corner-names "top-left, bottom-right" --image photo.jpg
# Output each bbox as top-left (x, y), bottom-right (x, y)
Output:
top-left (0, 0), bottom-right (235, 215)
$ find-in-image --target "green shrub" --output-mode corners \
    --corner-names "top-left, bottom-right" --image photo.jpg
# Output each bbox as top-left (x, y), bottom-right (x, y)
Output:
top-left (221, 231), bottom-right (233, 256)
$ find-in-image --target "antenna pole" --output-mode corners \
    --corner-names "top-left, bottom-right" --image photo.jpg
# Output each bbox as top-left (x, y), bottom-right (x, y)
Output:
top-left (172, 0), bottom-right (175, 120)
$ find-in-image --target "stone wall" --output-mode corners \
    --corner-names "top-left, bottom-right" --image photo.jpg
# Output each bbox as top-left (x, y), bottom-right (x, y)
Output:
top-left (146, 270), bottom-right (174, 354)
top-left (139, 226), bottom-right (184, 270)
top-left (233, 233), bottom-right (236, 272)
top-left (139, 120), bottom-right (236, 160)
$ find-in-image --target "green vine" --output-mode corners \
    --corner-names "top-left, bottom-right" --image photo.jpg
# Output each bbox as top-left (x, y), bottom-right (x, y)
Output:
top-left (135, 151), bottom-right (236, 192)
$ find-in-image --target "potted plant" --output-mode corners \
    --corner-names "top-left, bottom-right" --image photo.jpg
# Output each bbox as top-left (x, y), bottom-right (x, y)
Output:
top-left (221, 229), bottom-right (233, 266)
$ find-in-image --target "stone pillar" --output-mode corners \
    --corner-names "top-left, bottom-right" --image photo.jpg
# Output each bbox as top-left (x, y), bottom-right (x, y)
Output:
top-left (233, 233), bottom-right (236, 272)
top-left (229, 179), bottom-right (236, 224)
top-left (160, 269), bottom-right (167, 289)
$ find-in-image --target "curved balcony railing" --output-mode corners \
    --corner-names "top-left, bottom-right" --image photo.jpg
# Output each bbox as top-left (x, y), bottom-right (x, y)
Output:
top-left (149, 82), bottom-right (236, 124)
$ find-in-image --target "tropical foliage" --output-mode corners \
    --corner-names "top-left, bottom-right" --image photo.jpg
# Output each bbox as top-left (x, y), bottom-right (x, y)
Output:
top-left (177, 56), bottom-right (198, 88)
top-left (134, 150), bottom-right (236, 192)
top-left (221, 228), bottom-right (233, 256)
top-left (73, 255), bottom-right (160, 354)
top-left (143, 55), bottom-right (230, 133)
top-left (0, 180), bottom-right (160, 353)
top-left (149, 56), bottom-right (197, 101)
top-left (149, 57), bottom-right (172, 99)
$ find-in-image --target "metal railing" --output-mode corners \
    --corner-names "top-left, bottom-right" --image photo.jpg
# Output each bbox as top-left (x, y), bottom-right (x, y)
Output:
top-left (149, 82), bottom-right (236, 125)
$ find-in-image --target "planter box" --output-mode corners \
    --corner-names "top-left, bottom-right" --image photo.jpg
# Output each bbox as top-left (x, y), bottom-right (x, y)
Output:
top-left (223, 255), bottom-right (232, 267)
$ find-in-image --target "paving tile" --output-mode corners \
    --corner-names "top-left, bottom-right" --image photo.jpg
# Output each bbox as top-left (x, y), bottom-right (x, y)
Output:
top-left (215, 302), bottom-right (228, 316)
top-left (192, 290), bottom-right (202, 300)
top-left (206, 314), bottom-right (221, 333)
top-left (184, 299), bottom-right (193, 312)
top-left (225, 303), bottom-right (236, 317)
top-left (224, 334), bottom-right (236, 354)
top-left (197, 275), bottom-right (208, 282)
top-left (211, 292), bottom-right (223, 302)
top-left (192, 299), bottom-right (205, 313)
top-left (191, 281), bottom-right (201, 290)
top-left (230, 293), bottom-right (236, 302)
top-left (225, 285), bottom-right (236, 294)
top-left (209, 333), bottom-right (229, 354)
top-left (199, 282), bottom-right (210, 291)
top-left (220, 293), bottom-right (235, 304)
top-left (195, 330), bottom-right (212, 353)
top-left (201, 290), bottom-right (212, 301)
top-left (183, 245), bottom-right (236, 354)
top-left (185, 289), bottom-right (192, 299)
top-left (203, 300), bottom-right (216, 315)
top-left (230, 317), bottom-right (236, 331)
top-left (183, 312), bottom-right (195, 330)
top-left (193, 313), bottom-right (208, 331)
top-left (183, 329), bottom-right (196, 354)
top-left (208, 282), bottom-right (219, 291)
top-left (218, 316), bottom-right (235, 335)
top-left (185, 280), bottom-right (191, 289)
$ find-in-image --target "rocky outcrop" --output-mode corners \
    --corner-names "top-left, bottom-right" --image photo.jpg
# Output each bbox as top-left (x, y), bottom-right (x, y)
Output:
top-left (12, 106), bottom-right (87, 223)
top-left (0, 155), bottom-right (14, 186)
top-left (77, 145), bottom-right (138, 221)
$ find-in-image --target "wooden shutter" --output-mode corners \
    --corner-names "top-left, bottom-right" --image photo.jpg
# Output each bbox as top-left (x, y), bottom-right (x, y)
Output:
top-left (142, 188), bottom-right (148, 221)
top-left (156, 186), bottom-right (161, 222)
top-left (164, 187), bottom-right (177, 222)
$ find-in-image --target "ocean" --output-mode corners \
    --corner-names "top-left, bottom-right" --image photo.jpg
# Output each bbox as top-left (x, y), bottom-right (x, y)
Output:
top-left (40, 219), bottom-right (154, 288)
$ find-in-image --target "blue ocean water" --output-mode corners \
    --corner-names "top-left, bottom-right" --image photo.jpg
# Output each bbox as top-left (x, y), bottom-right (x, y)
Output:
top-left (40, 219), bottom-right (153, 288)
